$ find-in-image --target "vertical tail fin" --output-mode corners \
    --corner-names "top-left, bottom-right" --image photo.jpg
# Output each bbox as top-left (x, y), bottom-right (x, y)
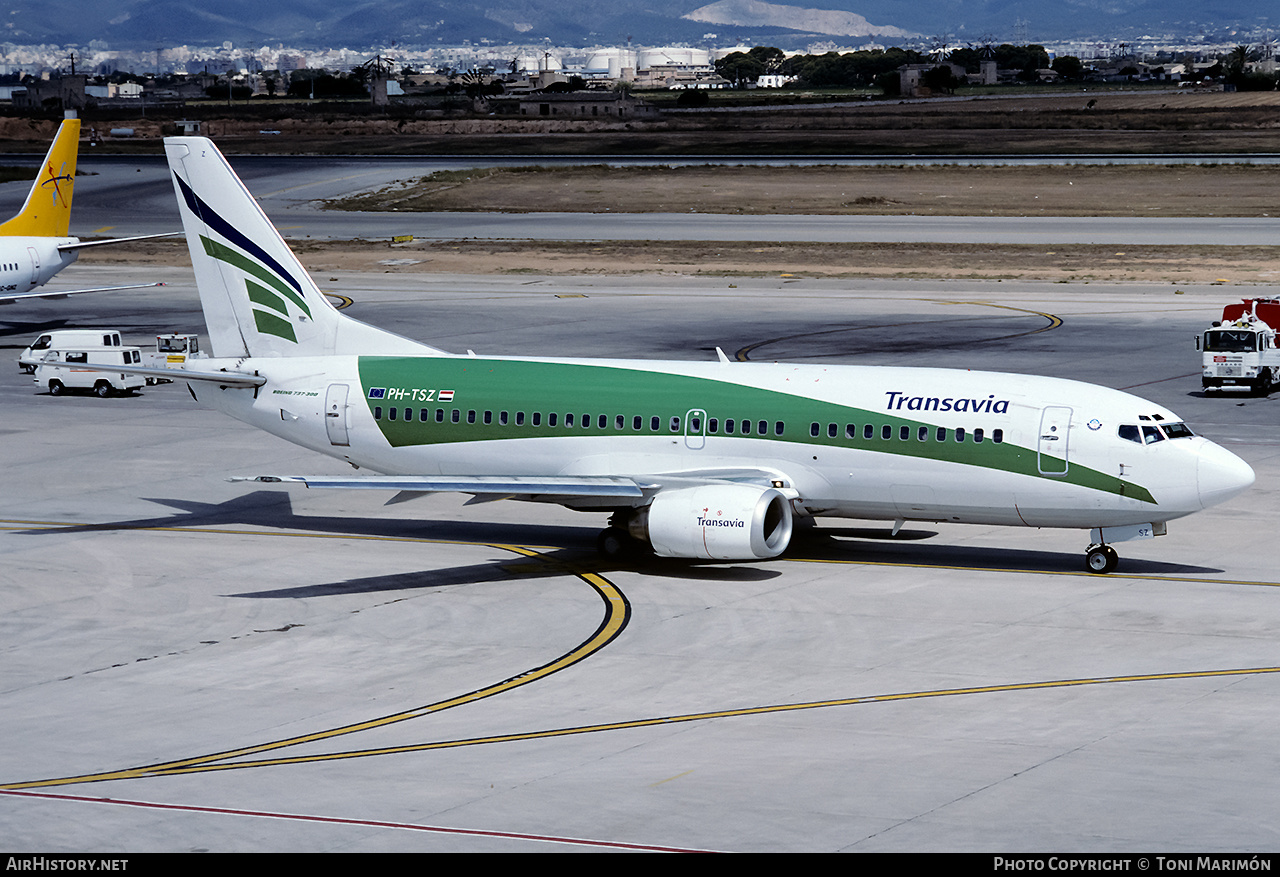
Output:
top-left (0, 118), bottom-right (80, 238)
top-left (164, 136), bottom-right (436, 360)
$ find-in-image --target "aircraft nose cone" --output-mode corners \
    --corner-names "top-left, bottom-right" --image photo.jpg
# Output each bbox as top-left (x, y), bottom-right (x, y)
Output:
top-left (1197, 441), bottom-right (1255, 509)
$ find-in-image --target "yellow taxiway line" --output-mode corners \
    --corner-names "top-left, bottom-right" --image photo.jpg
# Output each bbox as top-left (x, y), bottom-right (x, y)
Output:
top-left (3, 517), bottom-right (1278, 789)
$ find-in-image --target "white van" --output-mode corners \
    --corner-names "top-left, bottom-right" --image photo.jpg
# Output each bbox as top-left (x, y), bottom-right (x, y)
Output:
top-left (20, 329), bottom-right (122, 374)
top-left (32, 347), bottom-right (145, 397)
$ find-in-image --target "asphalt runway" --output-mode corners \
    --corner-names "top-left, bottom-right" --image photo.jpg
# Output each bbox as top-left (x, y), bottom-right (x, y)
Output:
top-left (5, 154), bottom-right (1280, 244)
top-left (1, 266), bottom-right (1278, 852)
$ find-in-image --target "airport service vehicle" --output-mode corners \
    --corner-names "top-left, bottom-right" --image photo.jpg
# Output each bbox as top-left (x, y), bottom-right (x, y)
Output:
top-left (74, 137), bottom-right (1255, 574)
top-left (19, 328), bottom-right (122, 373)
top-left (33, 346), bottom-right (145, 396)
top-left (0, 117), bottom-right (172, 305)
top-left (140, 333), bottom-right (207, 383)
top-left (1198, 298), bottom-right (1280, 396)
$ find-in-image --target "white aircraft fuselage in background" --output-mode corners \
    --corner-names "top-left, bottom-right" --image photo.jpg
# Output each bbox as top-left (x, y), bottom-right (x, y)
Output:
top-left (1, 117), bottom-right (172, 304)
top-left (0, 236), bottom-right (79, 295)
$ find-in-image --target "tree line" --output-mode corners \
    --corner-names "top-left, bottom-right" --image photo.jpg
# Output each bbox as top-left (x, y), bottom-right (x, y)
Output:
top-left (715, 43), bottom-right (1280, 92)
top-left (713, 44), bottom-right (1055, 90)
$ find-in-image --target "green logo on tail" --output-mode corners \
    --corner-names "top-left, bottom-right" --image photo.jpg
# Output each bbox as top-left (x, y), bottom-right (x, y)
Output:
top-left (201, 236), bottom-right (312, 344)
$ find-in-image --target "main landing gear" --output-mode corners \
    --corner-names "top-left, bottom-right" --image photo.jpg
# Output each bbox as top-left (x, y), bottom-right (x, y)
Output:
top-left (597, 526), bottom-right (646, 560)
top-left (1085, 543), bottom-right (1119, 574)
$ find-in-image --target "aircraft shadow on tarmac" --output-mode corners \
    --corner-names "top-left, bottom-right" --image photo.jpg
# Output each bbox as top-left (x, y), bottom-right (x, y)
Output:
top-left (800, 526), bottom-right (1224, 577)
top-left (17, 490), bottom-right (1225, 587)
top-left (232, 556), bottom-right (600, 598)
top-left (229, 552), bottom-right (787, 598)
top-left (19, 491), bottom-right (786, 594)
top-left (1, 319), bottom-right (73, 346)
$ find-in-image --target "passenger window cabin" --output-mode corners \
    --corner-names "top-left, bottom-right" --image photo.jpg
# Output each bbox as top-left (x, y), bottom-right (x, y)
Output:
top-left (366, 401), bottom-right (1005, 452)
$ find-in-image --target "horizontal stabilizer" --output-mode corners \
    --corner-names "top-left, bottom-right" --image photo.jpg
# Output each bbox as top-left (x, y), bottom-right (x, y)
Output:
top-left (56, 232), bottom-right (181, 253)
top-left (18, 357), bottom-right (266, 387)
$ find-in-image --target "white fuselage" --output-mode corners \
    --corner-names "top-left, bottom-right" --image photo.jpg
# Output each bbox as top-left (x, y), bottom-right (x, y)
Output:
top-left (0, 237), bottom-right (78, 294)
top-left (189, 353), bottom-right (1250, 532)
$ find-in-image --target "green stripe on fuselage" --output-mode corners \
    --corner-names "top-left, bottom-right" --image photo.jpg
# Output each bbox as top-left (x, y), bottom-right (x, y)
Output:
top-left (356, 356), bottom-right (1156, 505)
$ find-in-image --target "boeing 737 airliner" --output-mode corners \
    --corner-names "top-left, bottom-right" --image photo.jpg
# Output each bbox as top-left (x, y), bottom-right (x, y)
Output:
top-left (41, 137), bottom-right (1256, 573)
top-left (0, 117), bottom-right (170, 304)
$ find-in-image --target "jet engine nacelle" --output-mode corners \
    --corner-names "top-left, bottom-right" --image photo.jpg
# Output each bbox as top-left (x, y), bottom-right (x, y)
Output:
top-left (629, 484), bottom-right (794, 560)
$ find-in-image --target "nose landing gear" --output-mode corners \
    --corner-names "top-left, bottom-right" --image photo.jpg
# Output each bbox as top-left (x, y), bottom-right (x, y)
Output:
top-left (1085, 543), bottom-right (1119, 574)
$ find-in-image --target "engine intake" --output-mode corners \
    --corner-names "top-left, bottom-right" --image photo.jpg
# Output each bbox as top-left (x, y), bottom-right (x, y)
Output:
top-left (628, 484), bottom-right (793, 560)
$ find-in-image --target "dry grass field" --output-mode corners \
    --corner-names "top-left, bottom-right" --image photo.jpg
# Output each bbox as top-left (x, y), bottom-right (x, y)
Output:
top-left (328, 163), bottom-right (1280, 217)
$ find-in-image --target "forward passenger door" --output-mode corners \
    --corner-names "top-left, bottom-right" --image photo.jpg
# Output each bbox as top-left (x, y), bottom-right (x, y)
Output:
top-left (1038, 406), bottom-right (1071, 476)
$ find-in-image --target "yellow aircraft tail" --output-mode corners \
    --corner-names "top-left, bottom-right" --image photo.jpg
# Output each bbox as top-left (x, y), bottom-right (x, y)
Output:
top-left (0, 118), bottom-right (80, 238)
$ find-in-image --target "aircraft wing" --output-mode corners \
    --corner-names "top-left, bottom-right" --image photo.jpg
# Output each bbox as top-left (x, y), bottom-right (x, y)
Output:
top-left (230, 468), bottom-right (795, 506)
top-left (232, 474), bottom-right (650, 504)
top-left (0, 281), bottom-right (166, 305)
top-left (232, 470), bottom-right (801, 560)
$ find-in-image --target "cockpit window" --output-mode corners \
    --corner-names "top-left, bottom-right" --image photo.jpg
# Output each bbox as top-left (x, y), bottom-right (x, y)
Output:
top-left (1204, 330), bottom-right (1258, 352)
top-left (1122, 421), bottom-right (1193, 443)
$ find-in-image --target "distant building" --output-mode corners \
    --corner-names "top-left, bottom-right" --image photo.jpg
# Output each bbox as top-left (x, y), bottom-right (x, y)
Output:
top-left (898, 63), bottom-right (964, 97)
top-left (632, 66), bottom-right (726, 89)
top-left (11, 74), bottom-right (88, 110)
top-left (496, 91), bottom-right (658, 118)
top-left (85, 82), bottom-right (144, 100)
top-left (756, 74), bottom-right (798, 88)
